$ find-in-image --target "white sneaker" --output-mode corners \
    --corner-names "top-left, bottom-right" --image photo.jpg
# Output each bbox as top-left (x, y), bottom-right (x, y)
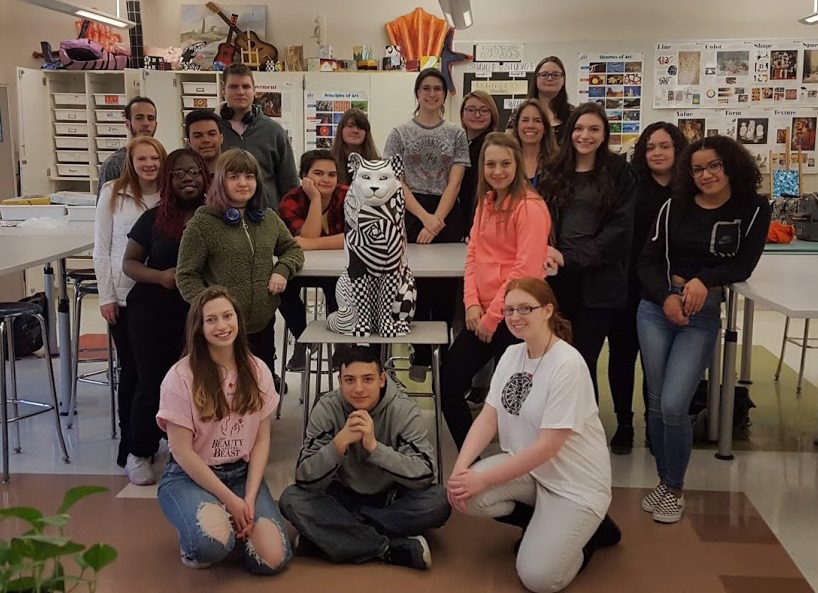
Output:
top-left (641, 483), bottom-right (669, 512)
top-left (652, 491), bottom-right (685, 524)
top-left (180, 546), bottom-right (212, 569)
top-left (125, 454), bottom-right (156, 486)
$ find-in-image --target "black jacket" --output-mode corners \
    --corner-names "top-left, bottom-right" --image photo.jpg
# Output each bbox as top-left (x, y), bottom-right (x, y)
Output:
top-left (638, 193), bottom-right (771, 306)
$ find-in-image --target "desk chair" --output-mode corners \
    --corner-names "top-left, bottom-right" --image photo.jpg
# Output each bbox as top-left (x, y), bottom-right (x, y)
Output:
top-left (0, 301), bottom-right (70, 483)
top-left (297, 321), bottom-right (449, 483)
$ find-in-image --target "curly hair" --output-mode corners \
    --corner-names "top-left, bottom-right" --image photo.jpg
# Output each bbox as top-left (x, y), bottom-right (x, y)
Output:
top-left (155, 149), bottom-right (210, 240)
top-left (538, 102), bottom-right (618, 212)
top-left (631, 122), bottom-right (688, 179)
top-left (674, 135), bottom-right (763, 202)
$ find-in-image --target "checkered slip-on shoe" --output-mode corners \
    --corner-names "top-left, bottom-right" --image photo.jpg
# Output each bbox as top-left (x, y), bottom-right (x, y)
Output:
top-left (640, 483), bottom-right (669, 512)
top-left (652, 491), bottom-right (685, 524)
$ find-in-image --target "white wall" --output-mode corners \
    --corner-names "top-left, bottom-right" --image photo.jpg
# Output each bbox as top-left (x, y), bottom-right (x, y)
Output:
top-left (3, 0), bottom-right (818, 191)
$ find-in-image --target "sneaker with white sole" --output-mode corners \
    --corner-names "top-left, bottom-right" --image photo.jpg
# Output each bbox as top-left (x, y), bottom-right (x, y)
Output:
top-left (384, 535), bottom-right (431, 570)
top-left (180, 546), bottom-right (212, 569)
top-left (640, 483), bottom-right (669, 512)
top-left (652, 491), bottom-right (685, 523)
top-left (125, 454), bottom-right (155, 486)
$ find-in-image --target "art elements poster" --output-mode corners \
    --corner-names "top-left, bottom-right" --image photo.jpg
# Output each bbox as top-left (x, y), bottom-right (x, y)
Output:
top-left (578, 52), bottom-right (644, 153)
top-left (304, 91), bottom-right (368, 150)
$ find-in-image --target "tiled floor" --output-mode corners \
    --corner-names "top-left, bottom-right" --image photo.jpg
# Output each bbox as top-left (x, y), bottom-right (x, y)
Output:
top-left (0, 306), bottom-right (816, 592)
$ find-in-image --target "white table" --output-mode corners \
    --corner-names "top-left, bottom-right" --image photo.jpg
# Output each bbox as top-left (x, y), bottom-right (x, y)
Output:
top-left (717, 254), bottom-right (818, 458)
top-left (301, 243), bottom-right (466, 277)
top-left (0, 225), bottom-right (95, 413)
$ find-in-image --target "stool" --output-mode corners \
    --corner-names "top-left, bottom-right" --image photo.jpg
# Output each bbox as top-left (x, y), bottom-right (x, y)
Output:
top-left (66, 269), bottom-right (117, 436)
top-left (297, 320), bottom-right (449, 483)
top-left (0, 301), bottom-right (70, 483)
top-left (774, 317), bottom-right (815, 393)
top-left (277, 286), bottom-right (334, 419)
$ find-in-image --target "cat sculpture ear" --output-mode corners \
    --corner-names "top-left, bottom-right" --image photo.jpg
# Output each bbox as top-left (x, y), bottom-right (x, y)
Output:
top-left (347, 152), bottom-right (364, 178)
top-left (388, 154), bottom-right (404, 178)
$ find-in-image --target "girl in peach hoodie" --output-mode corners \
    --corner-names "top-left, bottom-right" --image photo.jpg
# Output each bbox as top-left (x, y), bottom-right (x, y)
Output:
top-left (440, 132), bottom-right (551, 449)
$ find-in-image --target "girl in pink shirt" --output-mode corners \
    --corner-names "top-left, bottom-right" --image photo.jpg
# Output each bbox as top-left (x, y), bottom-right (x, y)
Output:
top-left (440, 132), bottom-right (552, 449)
top-left (156, 286), bottom-right (291, 573)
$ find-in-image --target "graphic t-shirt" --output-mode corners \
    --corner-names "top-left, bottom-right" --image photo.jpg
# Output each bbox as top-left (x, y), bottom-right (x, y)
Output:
top-left (156, 355), bottom-right (278, 465)
top-left (383, 119), bottom-right (470, 196)
top-left (486, 340), bottom-right (612, 518)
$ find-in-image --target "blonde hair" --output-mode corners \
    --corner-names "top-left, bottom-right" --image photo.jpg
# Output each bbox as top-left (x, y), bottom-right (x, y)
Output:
top-left (111, 137), bottom-right (166, 211)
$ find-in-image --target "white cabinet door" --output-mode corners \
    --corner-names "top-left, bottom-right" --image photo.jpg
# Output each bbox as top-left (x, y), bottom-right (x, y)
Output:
top-left (17, 68), bottom-right (52, 195)
top-left (140, 70), bottom-right (184, 153)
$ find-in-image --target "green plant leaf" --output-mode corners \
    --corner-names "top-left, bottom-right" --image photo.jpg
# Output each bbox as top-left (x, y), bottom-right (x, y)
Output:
top-left (39, 514), bottom-right (71, 529)
top-left (57, 486), bottom-right (108, 514)
top-left (0, 507), bottom-right (44, 527)
top-left (80, 544), bottom-right (117, 572)
top-left (20, 536), bottom-right (84, 561)
top-left (6, 575), bottom-right (36, 592)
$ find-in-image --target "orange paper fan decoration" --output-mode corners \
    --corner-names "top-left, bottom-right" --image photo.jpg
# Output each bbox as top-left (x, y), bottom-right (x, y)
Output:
top-left (385, 7), bottom-right (448, 61)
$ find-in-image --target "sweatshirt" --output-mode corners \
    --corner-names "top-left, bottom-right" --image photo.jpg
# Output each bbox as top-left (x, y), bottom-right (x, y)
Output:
top-left (464, 189), bottom-right (552, 333)
top-left (294, 378), bottom-right (437, 495)
top-left (176, 205), bottom-right (304, 334)
top-left (638, 193), bottom-right (771, 306)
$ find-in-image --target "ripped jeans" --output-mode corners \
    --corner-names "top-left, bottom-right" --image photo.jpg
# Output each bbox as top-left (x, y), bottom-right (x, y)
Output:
top-left (158, 459), bottom-right (291, 574)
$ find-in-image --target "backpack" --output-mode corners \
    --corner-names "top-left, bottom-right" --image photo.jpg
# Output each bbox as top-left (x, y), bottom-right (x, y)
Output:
top-left (2, 293), bottom-right (47, 360)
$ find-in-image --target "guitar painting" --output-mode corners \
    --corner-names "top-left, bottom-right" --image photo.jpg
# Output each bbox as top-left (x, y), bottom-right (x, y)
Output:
top-left (205, 2), bottom-right (278, 69)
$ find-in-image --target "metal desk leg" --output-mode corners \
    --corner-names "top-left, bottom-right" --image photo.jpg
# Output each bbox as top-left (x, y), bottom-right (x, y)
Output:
top-left (56, 259), bottom-right (72, 413)
top-left (797, 319), bottom-right (810, 394)
top-left (301, 343), bottom-right (313, 436)
top-left (717, 289), bottom-right (739, 460)
top-left (1, 322), bottom-right (9, 483)
top-left (432, 345), bottom-right (443, 485)
top-left (43, 264), bottom-right (57, 353)
top-left (707, 320), bottom-right (722, 443)
top-left (739, 298), bottom-right (754, 384)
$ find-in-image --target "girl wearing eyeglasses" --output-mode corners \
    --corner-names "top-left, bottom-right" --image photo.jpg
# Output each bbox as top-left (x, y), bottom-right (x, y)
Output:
top-left (331, 108), bottom-right (380, 186)
top-left (539, 102), bottom-right (635, 445)
top-left (440, 133), bottom-right (550, 449)
top-left (506, 56), bottom-right (574, 143)
top-left (384, 68), bottom-right (471, 380)
top-left (94, 136), bottom-right (166, 479)
top-left (459, 90), bottom-right (499, 232)
top-left (637, 136), bottom-right (770, 523)
top-left (448, 277), bottom-right (619, 593)
top-left (121, 149), bottom-right (209, 485)
top-left (512, 98), bottom-right (559, 187)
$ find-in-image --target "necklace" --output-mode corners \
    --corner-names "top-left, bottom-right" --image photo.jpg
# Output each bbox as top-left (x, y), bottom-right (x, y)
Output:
top-left (501, 332), bottom-right (556, 416)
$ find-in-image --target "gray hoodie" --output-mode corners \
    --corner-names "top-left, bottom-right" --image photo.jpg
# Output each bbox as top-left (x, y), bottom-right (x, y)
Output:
top-left (295, 379), bottom-right (436, 495)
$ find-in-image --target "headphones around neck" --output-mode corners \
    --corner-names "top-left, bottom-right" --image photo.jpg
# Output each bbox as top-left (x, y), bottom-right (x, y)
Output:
top-left (224, 207), bottom-right (265, 225)
top-left (220, 103), bottom-right (255, 125)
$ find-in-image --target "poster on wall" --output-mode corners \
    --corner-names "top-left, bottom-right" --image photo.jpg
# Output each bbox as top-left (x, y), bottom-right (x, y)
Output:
top-left (254, 82), bottom-right (297, 145)
top-left (463, 62), bottom-right (534, 129)
top-left (180, 4), bottom-right (266, 71)
top-left (304, 90), bottom-right (368, 150)
top-left (577, 52), bottom-right (644, 153)
top-left (674, 108), bottom-right (818, 174)
top-left (655, 40), bottom-right (818, 109)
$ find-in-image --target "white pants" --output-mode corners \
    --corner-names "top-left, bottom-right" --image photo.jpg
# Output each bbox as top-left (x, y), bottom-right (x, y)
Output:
top-left (465, 454), bottom-right (603, 593)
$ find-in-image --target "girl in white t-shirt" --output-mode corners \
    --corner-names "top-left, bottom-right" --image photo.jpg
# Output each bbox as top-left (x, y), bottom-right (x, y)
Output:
top-left (448, 277), bottom-right (618, 593)
top-left (156, 286), bottom-right (291, 574)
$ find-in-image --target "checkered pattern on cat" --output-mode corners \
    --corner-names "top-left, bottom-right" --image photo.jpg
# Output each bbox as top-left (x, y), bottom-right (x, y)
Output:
top-left (326, 154), bottom-right (416, 337)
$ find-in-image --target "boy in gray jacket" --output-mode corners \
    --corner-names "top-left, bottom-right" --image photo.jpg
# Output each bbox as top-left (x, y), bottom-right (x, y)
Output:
top-left (279, 345), bottom-right (450, 570)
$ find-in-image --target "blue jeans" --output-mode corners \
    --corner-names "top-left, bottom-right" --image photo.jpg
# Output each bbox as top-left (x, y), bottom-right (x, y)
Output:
top-left (637, 294), bottom-right (721, 490)
top-left (158, 460), bottom-right (292, 574)
top-left (279, 482), bottom-right (451, 564)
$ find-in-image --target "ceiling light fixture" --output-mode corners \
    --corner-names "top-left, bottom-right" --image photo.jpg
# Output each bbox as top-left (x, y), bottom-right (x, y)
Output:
top-left (20, 0), bottom-right (135, 29)
top-left (801, 0), bottom-right (818, 24)
top-left (439, 0), bottom-right (473, 30)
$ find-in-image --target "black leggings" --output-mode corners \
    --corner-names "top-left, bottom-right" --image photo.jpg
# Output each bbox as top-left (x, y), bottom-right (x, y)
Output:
top-left (247, 317), bottom-right (276, 376)
top-left (108, 305), bottom-right (136, 463)
top-left (440, 322), bottom-right (520, 449)
top-left (127, 294), bottom-right (188, 458)
top-left (278, 276), bottom-right (338, 339)
top-left (606, 297), bottom-right (646, 423)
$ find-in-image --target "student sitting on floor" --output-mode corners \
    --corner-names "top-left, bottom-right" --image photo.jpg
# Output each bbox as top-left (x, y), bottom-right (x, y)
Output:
top-left (279, 345), bottom-right (451, 570)
top-left (156, 286), bottom-right (291, 574)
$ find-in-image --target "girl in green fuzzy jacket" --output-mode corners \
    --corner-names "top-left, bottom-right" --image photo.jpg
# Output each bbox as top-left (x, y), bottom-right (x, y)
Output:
top-left (177, 149), bottom-right (304, 391)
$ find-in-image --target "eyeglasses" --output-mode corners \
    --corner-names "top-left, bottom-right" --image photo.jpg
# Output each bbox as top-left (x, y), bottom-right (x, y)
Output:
top-left (170, 167), bottom-right (203, 179)
top-left (537, 72), bottom-right (564, 80)
top-left (502, 305), bottom-right (542, 317)
top-left (464, 107), bottom-right (491, 116)
top-left (690, 160), bottom-right (723, 178)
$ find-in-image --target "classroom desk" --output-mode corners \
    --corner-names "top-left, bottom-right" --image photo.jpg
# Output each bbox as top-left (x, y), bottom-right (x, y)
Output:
top-left (717, 254), bottom-right (818, 458)
top-left (0, 225), bottom-right (95, 413)
top-left (301, 243), bottom-right (466, 277)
